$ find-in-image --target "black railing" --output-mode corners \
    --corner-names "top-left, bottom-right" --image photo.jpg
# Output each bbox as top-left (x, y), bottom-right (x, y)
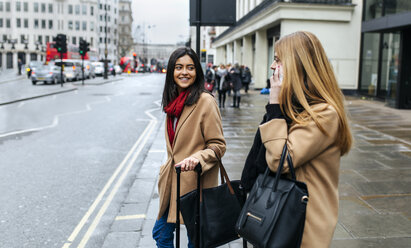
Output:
top-left (213, 0), bottom-right (353, 43)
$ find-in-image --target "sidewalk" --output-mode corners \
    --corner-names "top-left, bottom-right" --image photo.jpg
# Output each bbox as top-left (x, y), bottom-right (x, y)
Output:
top-left (0, 69), bottom-right (25, 84)
top-left (105, 91), bottom-right (411, 247)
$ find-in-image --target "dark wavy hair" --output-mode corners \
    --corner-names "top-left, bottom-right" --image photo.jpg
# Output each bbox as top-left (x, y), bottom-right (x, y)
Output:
top-left (162, 47), bottom-right (205, 110)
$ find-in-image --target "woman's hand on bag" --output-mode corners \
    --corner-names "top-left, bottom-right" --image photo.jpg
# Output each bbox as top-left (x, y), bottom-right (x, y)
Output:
top-left (269, 65), bottom-right (282, 104)
top-left (175, 157), bottom-right (200, 172)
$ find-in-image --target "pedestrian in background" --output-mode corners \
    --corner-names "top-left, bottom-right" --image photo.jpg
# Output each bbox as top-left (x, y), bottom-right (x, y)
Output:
top-left (226, 63), bottom-right (232, 96)
top-left (229, 63), bottom-right (242, 108)
top-left (216, 64), bottom-right (229, 108)
top-left (205, 65), bottom-right (217, 94)
top-left (17, 59), bottom-right (22, 75)
top-left (153, 47), bottom-right (226, 248)
top-left (242, 66), bottom-right (252, 94)
top-left (240, 31), bottom-right (352, 247)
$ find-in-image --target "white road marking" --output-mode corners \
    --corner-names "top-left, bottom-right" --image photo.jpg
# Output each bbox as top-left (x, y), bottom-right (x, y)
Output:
top-left (115, 214), bottom-right (146, 221)
top-left (62, 106), bottom-right (159, 248)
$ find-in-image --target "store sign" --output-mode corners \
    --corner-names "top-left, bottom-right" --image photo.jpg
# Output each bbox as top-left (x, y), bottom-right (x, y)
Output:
top-left (189, 0), bottom-right (236, 26)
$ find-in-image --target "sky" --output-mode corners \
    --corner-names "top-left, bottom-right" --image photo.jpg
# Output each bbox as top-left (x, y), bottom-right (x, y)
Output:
top-left (131, 0), bottom-right (190, 45)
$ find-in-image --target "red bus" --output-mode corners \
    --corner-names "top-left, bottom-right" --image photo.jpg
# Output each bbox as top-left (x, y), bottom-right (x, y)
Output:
top-left (119, 56), bottom-right (137, 73)
top-left (46, 42), bottom-right (91, 62)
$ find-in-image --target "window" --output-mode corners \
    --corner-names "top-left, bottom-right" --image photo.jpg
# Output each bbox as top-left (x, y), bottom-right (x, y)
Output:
top-left (41, 3), bottom-right (45, 13)
top-left (6, 1), bottom-right (10, 11)
top-left (90, 37), bottom-right (93, 46)
top-left (48, 3), bottom-right (52, 13)
top-left (90, 6), bottom-right (94, 15)
top-left (114, 18), bottom-right (116, 24)
top-left (0, 2), bottom-right (3, 11)
top-left (20, 35), bottom-right (25, 43)
top-left (16, 1), bottom-right (21, 11)
top-left (90, 21), bottom-right (94, 31)
top-left (82, 4), bottom-right (86, 15)
top-left (100, 26), bottom-right (102, 32)
top-left (0, 19), bottom-right (3, 28)
top-left (108, 16), bottom-right (110, 22)
top-left (34, 2), bottom-right (38, 12)
top-left (6, 18), bottom-right (10, 28)
top-left (75, 4), bottom-right (79, 15)
top-left (121, 16), bottom-right (124, 22)
top-left (99, 37), bottom-right (102, 43)
top-left (48, 20), bottom-right (53, 29)
top-left (24, 2), bottom-right (28, 11)
top-left (68, 4), bottom-right (72, 14)
top-left (108, 38), bottom-right (110, 44)
top-left (68, 20), bottom-right (73, 30)
top-left (3, 35), bottom-right (7, 42)
top-left (41, 19), bottom-right (46, 29)
top-left (99, 4), bottom-right (102, 10)
top-left (45, 35), bottom-right (49, 43)
top-left (16, 18), bottom-right (21, 28)
top-left (38, 35), bottom-right (42, 44)
top-left (34, 19), bottom-right (39, 29)
top-left (100, 15), bottom-right (103, 21)
top-left (75, 21), bottom-right (79, 30)
top-left (82, 21), bottom-right (86, 31)
top-left (72, 36), bottom-right (76, 45)
top-left (24, 18), bottom-right (28, 28)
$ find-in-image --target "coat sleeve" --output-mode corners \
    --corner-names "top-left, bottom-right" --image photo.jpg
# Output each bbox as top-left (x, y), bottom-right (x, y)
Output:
top-left (191, 94), bottom-right (226, 174)
top-left (259, 104), bottom-right (340, 173)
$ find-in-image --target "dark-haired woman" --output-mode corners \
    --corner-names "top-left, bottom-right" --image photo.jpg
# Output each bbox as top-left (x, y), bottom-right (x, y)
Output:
top-left (152, 47), bottom-right (226, 248)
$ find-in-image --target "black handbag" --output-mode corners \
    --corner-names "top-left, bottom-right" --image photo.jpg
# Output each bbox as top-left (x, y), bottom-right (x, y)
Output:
top-left (236, 143), bottom-right (309, 248)
top-left (180, 147), bottom-right (246, 248)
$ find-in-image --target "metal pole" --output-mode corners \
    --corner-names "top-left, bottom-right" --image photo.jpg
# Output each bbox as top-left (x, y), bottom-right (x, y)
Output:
top-left (196, 0), bottom-right (201, 55)
top-left (82, 56), bottom-right (84, 85)
top-left (60, 52), bottom-right (63, 87)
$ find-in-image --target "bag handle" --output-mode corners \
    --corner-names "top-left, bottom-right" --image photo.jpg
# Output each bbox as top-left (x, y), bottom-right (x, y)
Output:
top-left (261, 142), bottom-right (296, 192)
top-left (208, 146), bottom-right (235, 195)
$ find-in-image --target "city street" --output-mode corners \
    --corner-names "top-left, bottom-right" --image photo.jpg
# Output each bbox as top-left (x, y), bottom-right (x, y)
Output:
top-left (1, 74), bottom-right (411, 248)
top-left (0, 74), bottom-right (165, 247)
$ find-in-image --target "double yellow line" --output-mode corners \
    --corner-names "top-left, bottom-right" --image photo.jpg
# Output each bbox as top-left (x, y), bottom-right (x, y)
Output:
top-left (62, 108), bottom-right (158, 248)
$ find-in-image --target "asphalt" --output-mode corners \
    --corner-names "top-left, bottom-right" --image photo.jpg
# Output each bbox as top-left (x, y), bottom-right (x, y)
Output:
top-left (1, 78), bottom-right (410, 247)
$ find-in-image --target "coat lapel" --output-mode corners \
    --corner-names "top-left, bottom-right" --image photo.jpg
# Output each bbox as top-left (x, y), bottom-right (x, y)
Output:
top-left (172, 103), bottom-right (197, 148)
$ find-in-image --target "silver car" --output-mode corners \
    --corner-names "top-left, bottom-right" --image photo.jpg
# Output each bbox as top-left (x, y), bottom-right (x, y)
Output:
top-left (31, 65), bottom-right (66, 85)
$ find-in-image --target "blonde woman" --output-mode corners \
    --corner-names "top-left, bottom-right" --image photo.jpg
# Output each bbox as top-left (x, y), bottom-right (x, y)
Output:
top-left (241, 31), bottom-right (352, 247)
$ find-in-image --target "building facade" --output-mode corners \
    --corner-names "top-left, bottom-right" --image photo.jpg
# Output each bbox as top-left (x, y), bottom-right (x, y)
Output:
top-left (96, 0), bottom-right (119, 65)
top-left (0, 0), bottom-right (121, 71)
top-left (213, 0), bottom-right (362, 91)
top-left (359, 0), bottom-right (411, 109)
top-left (118, 0), bottom-right (133, 60)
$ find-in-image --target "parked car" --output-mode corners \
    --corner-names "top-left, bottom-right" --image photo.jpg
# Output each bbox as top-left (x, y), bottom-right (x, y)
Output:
top-left (92, 62), bottom-right (105, 76)
top-left (54, 59), bottom-right (82, 81)
top-left (31, 65), bottom-right (66, 85)
top-left (26, 61), bottom-right (44, 78)
top-left (114, 65), bottom-right (122, 75)
top-left (83, 61), bottom-right (95, 79)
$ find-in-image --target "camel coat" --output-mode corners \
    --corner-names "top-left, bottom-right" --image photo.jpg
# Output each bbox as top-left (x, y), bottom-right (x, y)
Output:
top-left (259, 103), bottom-right (341, 248)
top-left (157, 92), bottom-right (226, 223)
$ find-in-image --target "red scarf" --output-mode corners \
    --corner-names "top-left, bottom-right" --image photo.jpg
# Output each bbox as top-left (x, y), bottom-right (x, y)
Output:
top-left (164, 90), bottom-right (189, 147)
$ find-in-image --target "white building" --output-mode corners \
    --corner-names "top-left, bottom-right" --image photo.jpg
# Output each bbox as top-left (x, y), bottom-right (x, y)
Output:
top-left (189, 26), bottom-right (217, 66)
top-left (212, 0), bottom-right (363, 90)
top-left (0, 0), bottom-right (121, 71)
top-left (96, 0), bottom-right (119, 64)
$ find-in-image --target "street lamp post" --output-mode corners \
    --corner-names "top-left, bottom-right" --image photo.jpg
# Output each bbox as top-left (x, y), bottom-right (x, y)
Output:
top-left (103, 1), bottom-right (108, 79)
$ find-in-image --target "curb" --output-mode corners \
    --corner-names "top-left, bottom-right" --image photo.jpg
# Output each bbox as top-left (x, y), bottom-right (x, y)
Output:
top-left (0, 77), bottom-right (124, 106)
top-left (0, 75), bottom-right (26, 84)
top-left (0, 88), bottom-right (78, 106)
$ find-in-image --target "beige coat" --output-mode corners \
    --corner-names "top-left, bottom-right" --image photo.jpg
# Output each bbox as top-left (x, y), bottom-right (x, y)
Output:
top-left (157, 92), bottom-right (226, 223)
top-left (259, 103), bottom-right (341, 248)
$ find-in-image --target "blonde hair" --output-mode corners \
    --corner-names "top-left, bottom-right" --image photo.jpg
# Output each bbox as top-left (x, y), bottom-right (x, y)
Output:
top-left (275, 31), bottom-right (352, 155)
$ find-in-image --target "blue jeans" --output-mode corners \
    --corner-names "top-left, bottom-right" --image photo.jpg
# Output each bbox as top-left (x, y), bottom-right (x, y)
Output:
top-left (152, 209), bottom-right (194, 248)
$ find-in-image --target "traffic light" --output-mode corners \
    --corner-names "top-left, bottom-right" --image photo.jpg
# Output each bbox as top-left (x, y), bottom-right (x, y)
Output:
top-left (79, 39), bottom-right (90, 57)
top-left (53, 34), bottom-right (67, 54)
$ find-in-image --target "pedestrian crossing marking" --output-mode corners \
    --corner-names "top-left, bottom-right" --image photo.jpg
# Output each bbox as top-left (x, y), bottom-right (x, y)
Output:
top-left (115, 214), bottom-right (146, 220)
